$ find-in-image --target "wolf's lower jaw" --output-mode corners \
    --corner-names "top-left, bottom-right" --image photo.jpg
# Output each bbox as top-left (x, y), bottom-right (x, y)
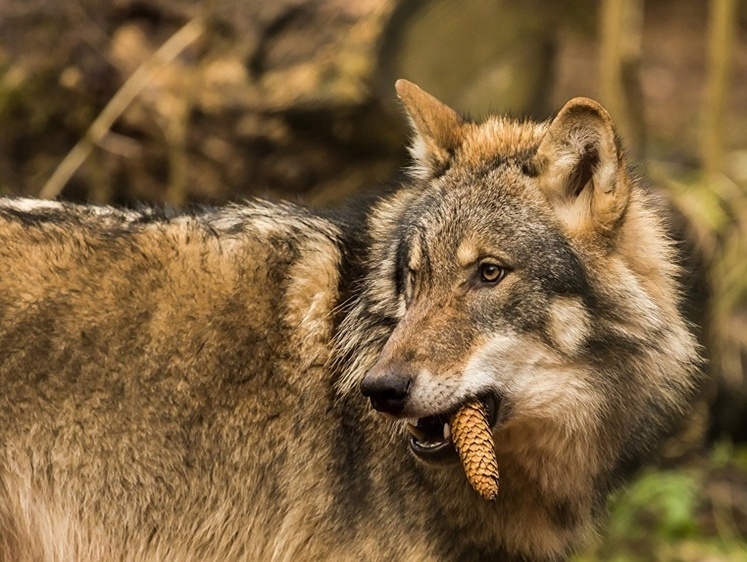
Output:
top-left (406, 393), bottom-right (499, 465)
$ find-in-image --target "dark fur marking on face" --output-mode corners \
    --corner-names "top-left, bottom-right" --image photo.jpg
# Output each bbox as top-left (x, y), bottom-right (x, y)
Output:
top-left (394, 225), bottom-right (410, 297)
top-left (585, 331), bottom-right (646, 361)
top-left (528, 238), bottom-right (591, 301)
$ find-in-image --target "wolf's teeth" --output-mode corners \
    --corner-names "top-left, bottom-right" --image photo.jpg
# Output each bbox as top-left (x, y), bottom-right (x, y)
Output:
top-left (443, 422), bottom-right (451, 441)
top-left (406, 423), bottom-right (427, 441)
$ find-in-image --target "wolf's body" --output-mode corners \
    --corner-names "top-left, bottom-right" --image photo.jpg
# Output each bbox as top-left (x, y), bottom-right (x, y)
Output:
top-left (0, 82), bottom-right (701, 561)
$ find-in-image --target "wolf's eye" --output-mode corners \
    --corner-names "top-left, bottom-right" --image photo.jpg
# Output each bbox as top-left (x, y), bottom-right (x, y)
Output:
top-left (479, 263), bottom-right (505, 284)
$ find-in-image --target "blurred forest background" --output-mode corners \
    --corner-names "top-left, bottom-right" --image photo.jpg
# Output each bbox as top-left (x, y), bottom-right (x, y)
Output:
top-left (1, 0), bottom-right (746, 559)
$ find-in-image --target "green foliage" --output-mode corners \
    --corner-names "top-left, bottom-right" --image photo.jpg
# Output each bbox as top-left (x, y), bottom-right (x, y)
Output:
top-left (574, 442), bottom-right (747, 562)
top-left (608, 470), bottom-right (700, 542)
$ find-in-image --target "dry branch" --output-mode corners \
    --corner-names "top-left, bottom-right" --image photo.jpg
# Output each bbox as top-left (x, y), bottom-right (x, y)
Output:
top-left (39, 19), bottom-right (204, 200)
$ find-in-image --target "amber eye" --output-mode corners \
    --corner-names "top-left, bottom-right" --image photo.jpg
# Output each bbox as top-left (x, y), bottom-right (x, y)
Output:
top-left (479, 263), bottom-right (505, 284)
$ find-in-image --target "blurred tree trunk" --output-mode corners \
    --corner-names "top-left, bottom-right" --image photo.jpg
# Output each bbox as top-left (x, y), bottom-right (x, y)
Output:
top-left (701, 0), bottom-right (737, 179)
top-left (598, 0), bottom-right (645, 160)
top-left (376, 0), bottom-right (557, 119)
top-left (699, 0), bottom-right (746, 441)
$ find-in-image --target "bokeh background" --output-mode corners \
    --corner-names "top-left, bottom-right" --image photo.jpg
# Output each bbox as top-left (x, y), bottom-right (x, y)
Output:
top-left (1, 0), bottom-right (745, 559)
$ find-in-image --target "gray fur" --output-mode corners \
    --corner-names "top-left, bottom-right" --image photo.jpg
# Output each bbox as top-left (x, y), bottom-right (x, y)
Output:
top-left (0, 84), bottom-right (702, 561)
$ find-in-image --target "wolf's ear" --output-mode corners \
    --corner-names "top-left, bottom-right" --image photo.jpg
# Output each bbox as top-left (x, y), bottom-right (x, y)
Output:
top-left (396, 79), bottom-right (464, 180)
top-left (533, 97), bottom-right (629, 236)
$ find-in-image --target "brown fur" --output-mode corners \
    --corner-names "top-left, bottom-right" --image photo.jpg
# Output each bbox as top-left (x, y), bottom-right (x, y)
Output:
top-left (0, 82), bottom-right (702, 561)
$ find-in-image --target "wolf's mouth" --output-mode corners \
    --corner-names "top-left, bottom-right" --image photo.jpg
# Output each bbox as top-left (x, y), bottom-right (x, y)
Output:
top-left (405, 393), bottom-right (500, 464)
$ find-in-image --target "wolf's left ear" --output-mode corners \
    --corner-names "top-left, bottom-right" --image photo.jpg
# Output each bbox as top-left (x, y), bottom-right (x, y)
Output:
top-left (532, 98), bottom-right (629, 236)
top-left (396, 79), bottom-right (464, 180)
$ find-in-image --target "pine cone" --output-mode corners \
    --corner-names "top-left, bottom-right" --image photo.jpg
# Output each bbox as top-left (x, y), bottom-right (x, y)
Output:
top-left (450, 400), bottom-right (499, 501)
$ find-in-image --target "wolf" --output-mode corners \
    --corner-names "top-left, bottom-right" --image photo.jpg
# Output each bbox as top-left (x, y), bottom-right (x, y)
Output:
top-left (0, 80), bottom-right (702, 561)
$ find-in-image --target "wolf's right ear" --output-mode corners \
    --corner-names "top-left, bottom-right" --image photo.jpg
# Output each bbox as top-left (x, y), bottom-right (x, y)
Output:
top-left (532, 98), bottom-right (629, 238)
top-left (396, 79), bottom-right (464, 180)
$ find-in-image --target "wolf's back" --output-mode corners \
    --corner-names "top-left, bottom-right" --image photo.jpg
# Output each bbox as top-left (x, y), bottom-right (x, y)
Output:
top-left (0, 199), bottom-right (358, 561)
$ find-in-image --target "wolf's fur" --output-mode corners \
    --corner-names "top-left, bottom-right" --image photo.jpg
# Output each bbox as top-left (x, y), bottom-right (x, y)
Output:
top-left (0, 81), bottom-right (702, 561)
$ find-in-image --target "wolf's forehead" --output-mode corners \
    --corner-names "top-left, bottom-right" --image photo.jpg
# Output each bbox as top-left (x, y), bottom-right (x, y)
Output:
top-left (407, 174), bottom-right (557, 270)
top-left (410, 193), bottom-right (540, 263)
top-left (460, 117), bottom-right (548, 163)
top-left (404, 117), bottom-right (555, 262)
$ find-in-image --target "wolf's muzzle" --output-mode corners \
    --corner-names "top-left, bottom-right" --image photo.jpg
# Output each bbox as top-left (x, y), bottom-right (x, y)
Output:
top-left (360, 369), bottom-right (411, 415)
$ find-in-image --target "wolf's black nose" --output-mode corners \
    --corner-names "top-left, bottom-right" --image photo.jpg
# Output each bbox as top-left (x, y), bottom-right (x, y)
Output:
top-left (360, 371), bottom-right (411, 415)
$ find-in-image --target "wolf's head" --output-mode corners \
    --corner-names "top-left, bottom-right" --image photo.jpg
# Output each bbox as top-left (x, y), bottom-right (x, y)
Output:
top-left (336, 80), bottom-right (701, 521)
